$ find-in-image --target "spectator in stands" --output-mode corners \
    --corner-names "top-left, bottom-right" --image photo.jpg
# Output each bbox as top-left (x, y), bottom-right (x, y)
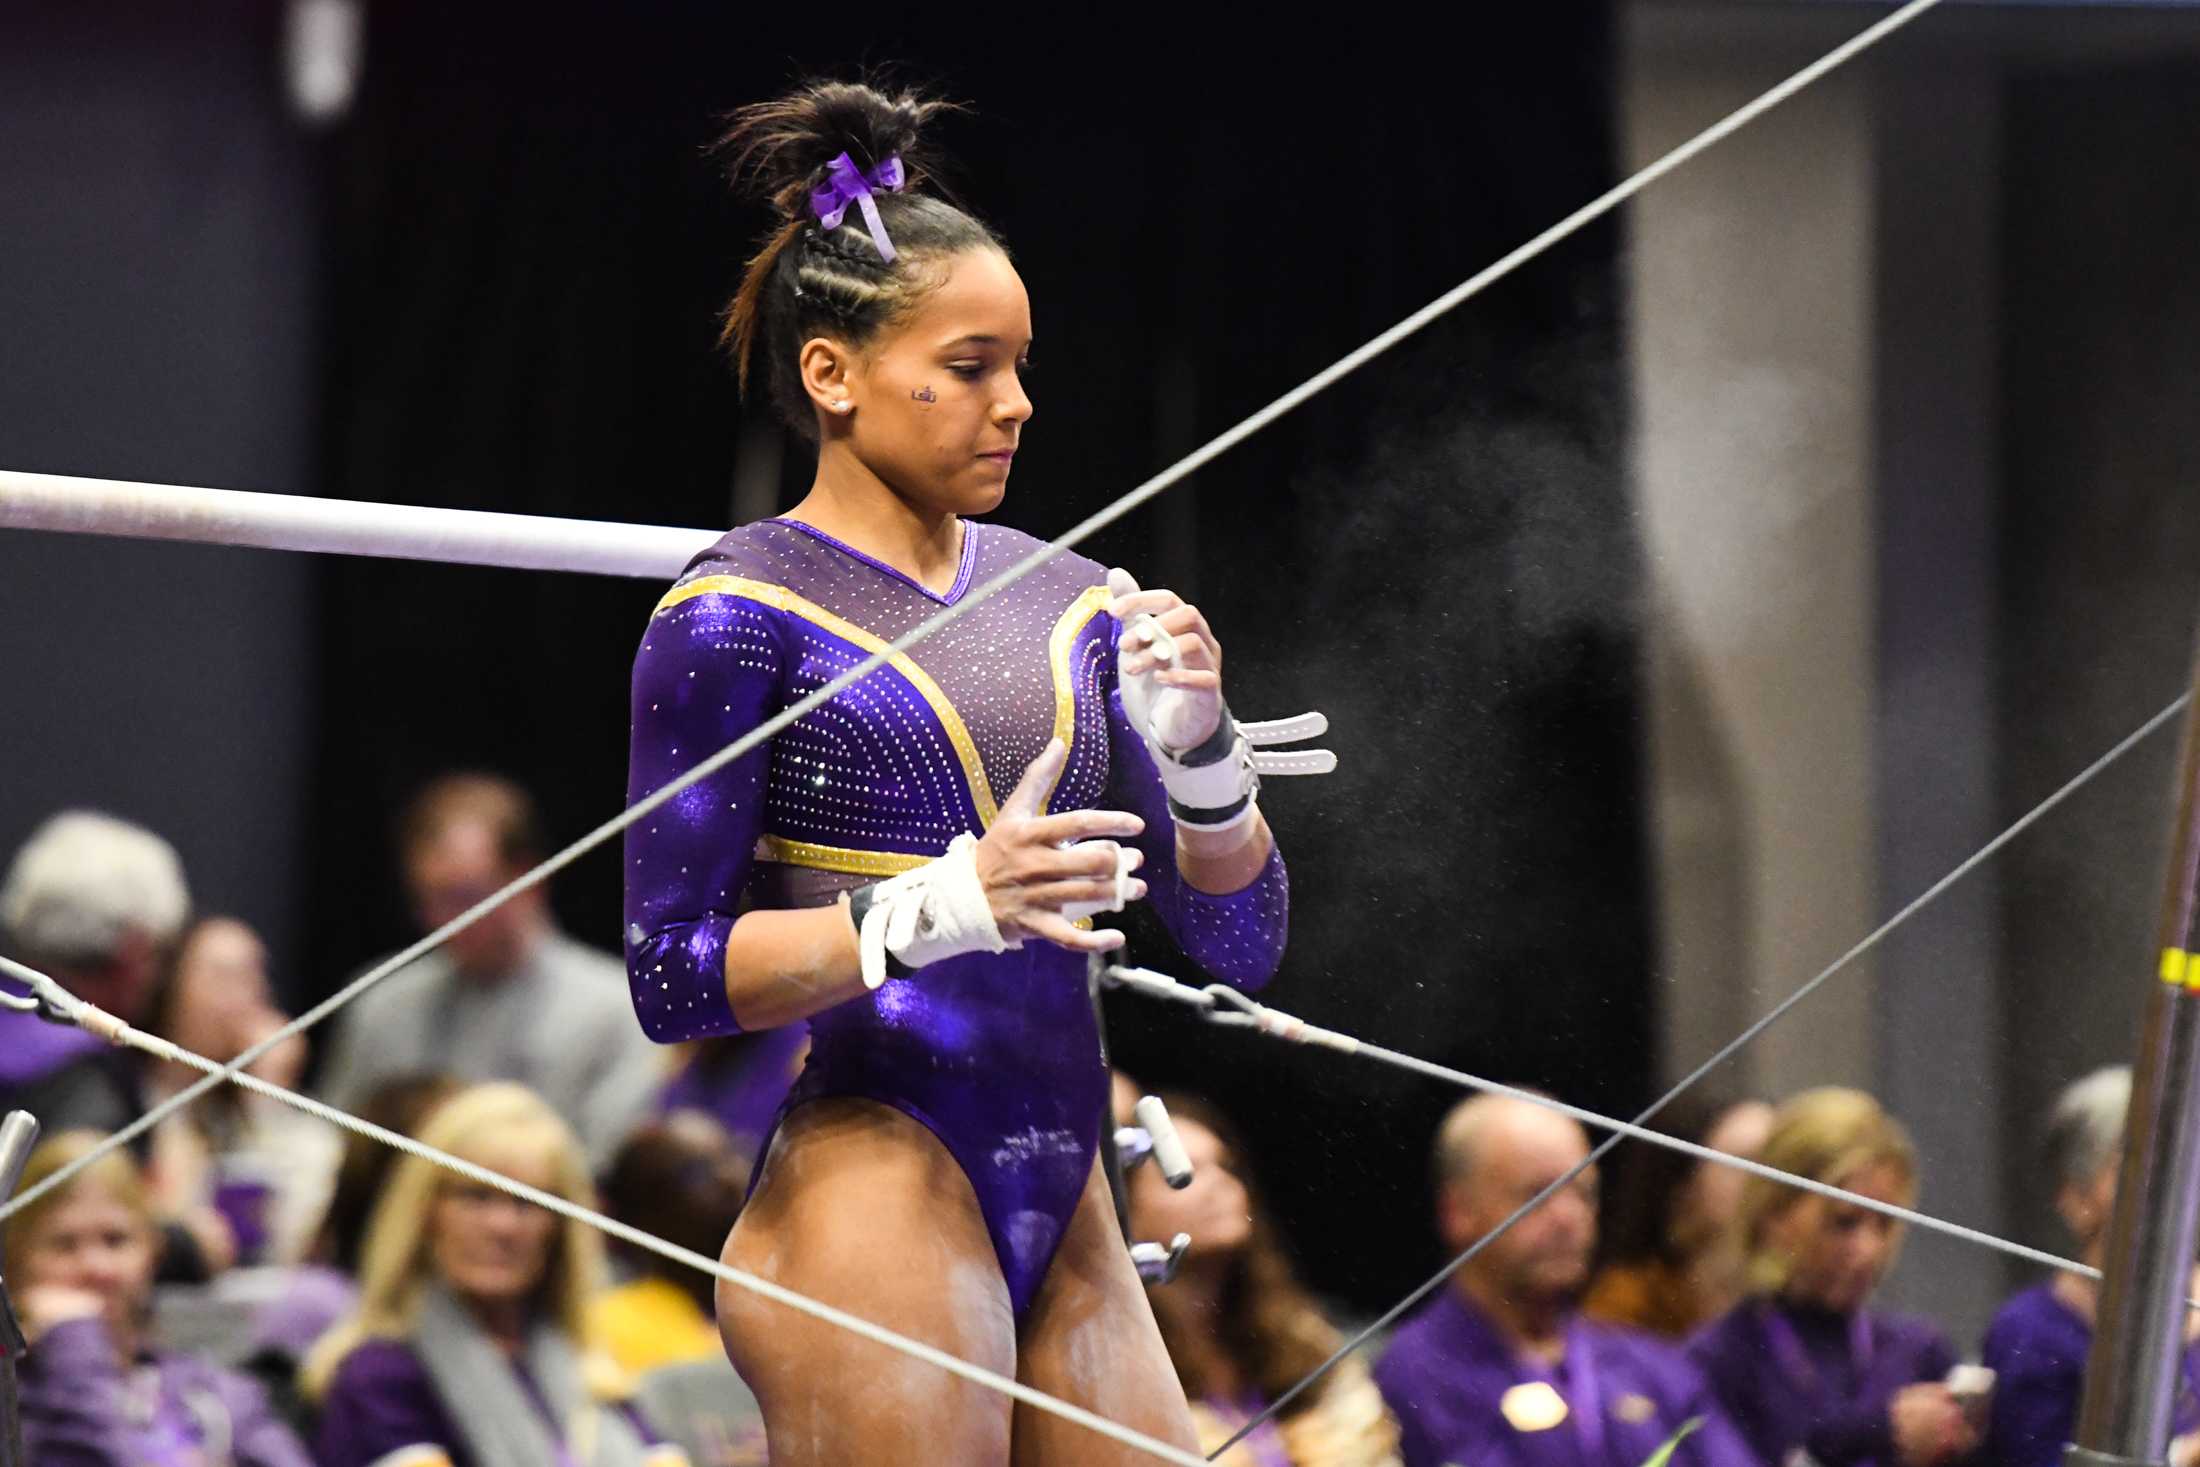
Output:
top-left (0, 810), bottom-right (234, 1281)
top-left (593, 1112), bottom-right (767, 1466)
top-left (1691, 1087), bottom-right (1975, 1467)
top-left (0, 810), bottom-right (191, 1137)
top-left (591, 1111), bottom-right (750, 1375)
top-left (1374, 1093), bottom-right (1752, 1467)
top-left (316, 774), bottom-right (661, 1167)
top-left (6, 1130), bottom-right (313, 1466)
top-left (1584, 1095), bottom-right (1772, 1338)
top-left (1978, 1066), bottom-right (2200, 1467)
top-left (1129, 1091), bottom-right (1399, 1466)
top-left (305, 1082), bottom-right (687, 1466)
top-left (143, 916), bottom-right (338, 1266)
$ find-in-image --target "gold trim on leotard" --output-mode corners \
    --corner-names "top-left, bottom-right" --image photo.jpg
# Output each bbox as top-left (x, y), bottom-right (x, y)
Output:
top-left (751, 834), bottom-right (932, 878)
top-left (1041, 585), bottom-right (1112, 811)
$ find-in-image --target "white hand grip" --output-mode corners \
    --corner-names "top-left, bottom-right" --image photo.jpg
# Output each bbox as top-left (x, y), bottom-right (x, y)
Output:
top-left (1135, 1095), bottom-right (1194, 1190)
top-left (1240, 712), bottom-right (1328, 744)
top-left (1250, 749), bottom-right (1338, 776)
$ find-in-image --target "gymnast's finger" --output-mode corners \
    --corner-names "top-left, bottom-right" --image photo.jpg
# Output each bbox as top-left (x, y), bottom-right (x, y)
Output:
top-left (1125, 631), bottom-right (1215, 678)
top-left (1019, 841), bottom-right (1142, 881)
top-left (1109, 588), bottom-right (1182, 623)
top-left (1021, 912), bottom-right (1128, 953)
top-left (1018, 877), bottom-right (1148, 911)
top-left (1023, 809), bottom-right (1144, 846)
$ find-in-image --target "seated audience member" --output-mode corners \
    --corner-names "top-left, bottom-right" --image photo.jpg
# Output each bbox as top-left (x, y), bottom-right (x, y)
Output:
top-left (0, 811), bottom-right (234, 1282)
top-left (591, 1112), bottom-right (751, 1375)
top-left (311, 1071), bottom-right (463, 1274)
top-left (1130, 1091), bottom-right (1400, 1466)
top-left (144, 916), bottom-right (340, 1265)
top-left (1979, 1066), bottom-right (2200, 1467)
top-left (0, 810), bottom-right (191, 1137)
top-left (1585, 1096), bottom-right (1772, 1338)
top-left (6, 1131), bottom-right (314, 1466)
top-left (1691, 1087), bottom-right (1974, 1467)
top-left (315, 774), bottom-right (660, 1167)
top-left (306, 1082), bottom-right (687, 1467)
top-left (594, 1113), bottom-right (768, 1466)
top-left (652, 1027), bottom-right (806, 1161)
top-left (1373, 1093), bottom-right (1753, 1467)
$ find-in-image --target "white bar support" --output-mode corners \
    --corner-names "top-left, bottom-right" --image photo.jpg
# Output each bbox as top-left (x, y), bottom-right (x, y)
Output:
top-left (0, 470), bottom-right (721, 580)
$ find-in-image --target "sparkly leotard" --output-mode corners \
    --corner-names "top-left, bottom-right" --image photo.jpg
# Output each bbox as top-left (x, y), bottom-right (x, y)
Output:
top-left (624, 517), bottom-right (1288, 1318)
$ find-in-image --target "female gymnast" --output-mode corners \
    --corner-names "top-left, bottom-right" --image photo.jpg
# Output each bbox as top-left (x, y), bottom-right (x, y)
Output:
top-left (622, 80), bottom-right (1299, 1462)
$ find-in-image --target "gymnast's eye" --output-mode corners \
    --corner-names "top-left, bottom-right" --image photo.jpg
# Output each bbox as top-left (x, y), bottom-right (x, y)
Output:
top-left (948, 362), bottom-right (984, 380)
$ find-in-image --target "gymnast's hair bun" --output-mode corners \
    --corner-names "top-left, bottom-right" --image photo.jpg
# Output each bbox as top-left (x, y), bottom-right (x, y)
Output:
top-left (715, 78), bottom-right (956, 222)
top-left (715, 77), bottom-right (1002, 440)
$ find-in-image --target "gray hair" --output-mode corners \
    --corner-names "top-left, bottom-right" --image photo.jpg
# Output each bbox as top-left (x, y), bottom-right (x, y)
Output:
top-left (0, 811), bottom-right (191, 970)
top-left (2047, 1065), bottom-right (2131, 1196)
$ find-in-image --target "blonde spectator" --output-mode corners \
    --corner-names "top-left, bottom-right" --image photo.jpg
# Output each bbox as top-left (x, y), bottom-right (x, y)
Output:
top-left (1690, 1087), bottom-right (1973, 1467)
top-left (5, 1131), bottom-right (312, 1465)
top-left (305, 1082), bottom-right (686, 1467)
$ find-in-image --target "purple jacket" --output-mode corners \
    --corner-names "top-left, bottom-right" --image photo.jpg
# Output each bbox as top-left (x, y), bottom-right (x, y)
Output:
top-left (1689, 1299), bottom-right (1955, 1467)
top-left (18, 1316), bottom-right (312, 1467)
top-left (1372, 1289), bottom-right (1757, 1467)
top-left (1978, 1283), bottom-right (2200, 1467)
top-left (312, 1338), bottom-right (677, 1467)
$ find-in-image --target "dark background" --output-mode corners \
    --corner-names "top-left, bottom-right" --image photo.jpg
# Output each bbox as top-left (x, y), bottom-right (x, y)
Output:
top-left (2, 0), bottom-right (1646, 1319)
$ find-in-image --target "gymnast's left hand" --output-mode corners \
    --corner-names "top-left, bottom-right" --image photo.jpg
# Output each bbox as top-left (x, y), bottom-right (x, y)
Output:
top-left (1107, 568), bottom-right (1224, 751)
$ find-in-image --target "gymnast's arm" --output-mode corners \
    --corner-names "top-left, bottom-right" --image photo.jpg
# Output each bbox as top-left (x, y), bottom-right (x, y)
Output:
top-left (625, 591), bottom-right (1147, 1039)
top-left (624, 593), bottom-right (866, 1039)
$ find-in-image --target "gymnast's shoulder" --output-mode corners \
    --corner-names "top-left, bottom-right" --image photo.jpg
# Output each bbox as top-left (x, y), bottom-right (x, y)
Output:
top-left (653, 520), bottom-right (810, 607)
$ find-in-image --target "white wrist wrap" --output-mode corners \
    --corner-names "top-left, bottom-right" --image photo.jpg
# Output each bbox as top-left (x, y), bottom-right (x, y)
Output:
top-left (856, 832), bottom-right (1008, 990)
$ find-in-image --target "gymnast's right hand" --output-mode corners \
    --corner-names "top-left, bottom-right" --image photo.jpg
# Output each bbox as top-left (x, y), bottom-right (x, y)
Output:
top-left (974, 739), bottom-right (1147, 953)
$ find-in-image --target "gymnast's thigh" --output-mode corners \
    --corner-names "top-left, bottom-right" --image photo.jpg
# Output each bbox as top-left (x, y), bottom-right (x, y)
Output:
top-left (717, 1096), bottom-right (1018, 1466)
top-left (1011, 1158), bottom-right (1200, 1465)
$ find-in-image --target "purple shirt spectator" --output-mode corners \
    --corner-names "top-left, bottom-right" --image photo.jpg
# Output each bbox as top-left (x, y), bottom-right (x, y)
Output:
top-left (1978, 1283), bottom-right (2200, 1467)
top-left (1689, 1299), bottom-right (1955, 1467)
top-left (313, 1337), bottom-right (682, 1467)
top-left (1373, 1288), bottom-right (1755, 1467)
top-left (19, 1316), bottom-right (312, 1467)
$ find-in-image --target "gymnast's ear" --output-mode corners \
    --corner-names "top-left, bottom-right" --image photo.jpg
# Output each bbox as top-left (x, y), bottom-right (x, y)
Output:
top-left (798, 335), bottom-right (857, 421)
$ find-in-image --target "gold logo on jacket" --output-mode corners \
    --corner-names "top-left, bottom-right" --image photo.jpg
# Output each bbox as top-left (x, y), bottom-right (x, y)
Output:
top-left (1500, 1381), bottom-right (1570, 1433)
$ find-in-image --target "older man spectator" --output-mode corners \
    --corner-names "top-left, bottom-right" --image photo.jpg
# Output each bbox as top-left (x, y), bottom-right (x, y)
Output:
top-left (0, 810), bottom-right (241, 1279)
top-left (316, 773), bottom-right (659, 1166)
top-left (1979, 1066), bottom-right (2200, 1467)
top-left (0, 810), bottom-right (192, 1135)
top-left (1373, 1093), bottom-right (1752, 1467)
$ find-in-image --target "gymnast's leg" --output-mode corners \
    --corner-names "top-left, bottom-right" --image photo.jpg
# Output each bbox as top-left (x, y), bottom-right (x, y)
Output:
top-left (1010, 1157), bottom-right (1200, 1464)
top-left (717, 1097), bottom-right (1017, 1465)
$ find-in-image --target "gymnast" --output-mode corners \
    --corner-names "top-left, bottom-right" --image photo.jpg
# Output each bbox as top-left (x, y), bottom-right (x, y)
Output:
top-left (623, 78), bottom-right (1306, 1462)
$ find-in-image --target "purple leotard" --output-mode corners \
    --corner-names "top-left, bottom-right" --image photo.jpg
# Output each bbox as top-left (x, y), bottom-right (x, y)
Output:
top-left (624, 517), bottom-right (1288, 1317)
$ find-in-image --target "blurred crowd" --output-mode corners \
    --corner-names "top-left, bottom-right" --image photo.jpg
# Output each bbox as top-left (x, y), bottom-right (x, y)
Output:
top-left (0, 787), bottom-right (2172, 1466)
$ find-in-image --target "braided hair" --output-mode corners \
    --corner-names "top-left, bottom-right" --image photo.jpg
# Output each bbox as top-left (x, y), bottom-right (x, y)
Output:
top-left (716, 79), bottom-right (1005, 439)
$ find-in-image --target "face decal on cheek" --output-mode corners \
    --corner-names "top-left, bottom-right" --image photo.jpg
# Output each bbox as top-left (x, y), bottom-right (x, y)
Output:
top-left (911, 385), bottom-right (937, 403)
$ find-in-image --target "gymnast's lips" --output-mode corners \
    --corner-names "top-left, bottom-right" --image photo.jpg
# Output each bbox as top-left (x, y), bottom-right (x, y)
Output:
top-left (978, 449), bottom-right (1016, 465)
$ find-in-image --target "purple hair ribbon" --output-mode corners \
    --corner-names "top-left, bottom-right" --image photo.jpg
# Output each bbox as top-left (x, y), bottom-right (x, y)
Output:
top-left (811, 151), bottom-right (907, 262)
